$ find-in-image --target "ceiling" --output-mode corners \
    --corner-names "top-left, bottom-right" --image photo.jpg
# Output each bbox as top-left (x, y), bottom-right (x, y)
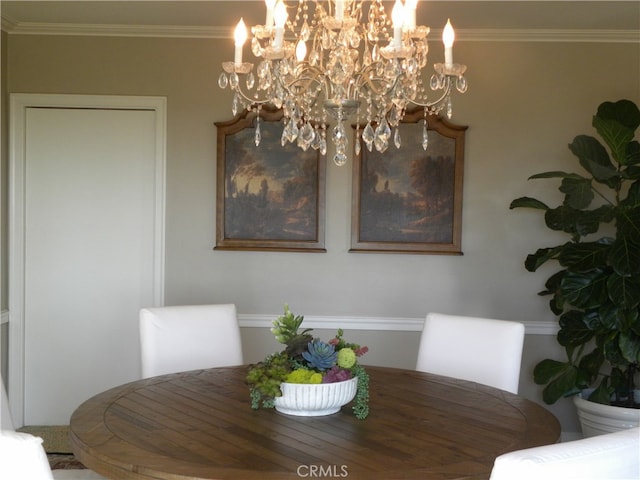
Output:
top-left (2, 1), bottom-right (639, 39)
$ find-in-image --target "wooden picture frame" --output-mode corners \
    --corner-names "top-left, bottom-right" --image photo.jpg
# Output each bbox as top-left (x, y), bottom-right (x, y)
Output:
top-left (350, 109), bottom-right (467, 254)
top-left (215, 107), bottom-right (326, 252)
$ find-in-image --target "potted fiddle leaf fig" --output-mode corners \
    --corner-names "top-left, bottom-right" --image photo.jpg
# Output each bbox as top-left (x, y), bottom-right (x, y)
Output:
top-left (510, 99), bottom-right (640, 434)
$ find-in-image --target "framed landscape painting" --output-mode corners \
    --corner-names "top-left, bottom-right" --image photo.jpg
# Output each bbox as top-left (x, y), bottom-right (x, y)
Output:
top-left (350, 109), bottom-right (467, 254)
top-left (215, 107), bottom-right (326, 252)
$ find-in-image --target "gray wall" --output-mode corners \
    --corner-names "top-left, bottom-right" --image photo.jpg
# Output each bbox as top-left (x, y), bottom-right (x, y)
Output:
top-left (0, 27), bottom-right (638, 434)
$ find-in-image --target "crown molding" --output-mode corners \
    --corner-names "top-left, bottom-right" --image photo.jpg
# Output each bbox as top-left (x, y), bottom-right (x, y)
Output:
top-left (2, 19), bottom-right (638, 43)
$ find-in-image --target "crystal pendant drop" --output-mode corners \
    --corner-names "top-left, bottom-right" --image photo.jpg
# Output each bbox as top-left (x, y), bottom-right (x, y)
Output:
top-left (298, 123), bottom-right (315, 151)
top-left (394, 128), bottom-right (401, 149)
top-left (246, 72), bottom-right (255, 90)
top-left (251, 37), bottom-right (261, 57)
top-left (301, 22), bottom-right (310, 41)
top-left (311, 129), bottom-right (322, 151)
top-left (254, 121), bottom-right (262, 147)
top-left (232, 94), bottom-right (240, 116)
top-left (430, 74), bottom-right (439, 90)
top-left (333, 152), bottom-right (348, 167)
top-left (374, 135), bottom-right (388, 153)
top-left (446, 98), bottom-right (453, 119)
top-left (218, 73), bottom-right (228, 89)
top-left (456, 76), bottom-right (468, 93)
top-left (355, 137), bottom-right (361, 155)
top-left (374, 117), bottom-right (391, 152)
top-left (362, 123), bottom-right (375, 151)
top-left (422, 123), bottom-right (429, 151)
top-left (229, 72), bottom-right (239, 88)
top-left (388, 105), bottom-right (402, 127)
top-left (332, 122), bottom-right (347, 145)
top-left (319, 136), bottom-right (327, 156)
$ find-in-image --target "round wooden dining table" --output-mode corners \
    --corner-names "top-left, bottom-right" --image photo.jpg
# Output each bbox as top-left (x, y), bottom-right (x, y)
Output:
top-left (69, 366), bottom-right (560, 480)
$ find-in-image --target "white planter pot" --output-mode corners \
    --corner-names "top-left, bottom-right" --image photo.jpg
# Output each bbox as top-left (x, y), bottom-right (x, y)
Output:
top-left (574, 389), bottom-right (640, 437)
top-left (274, 377), bottom-right (358, 417)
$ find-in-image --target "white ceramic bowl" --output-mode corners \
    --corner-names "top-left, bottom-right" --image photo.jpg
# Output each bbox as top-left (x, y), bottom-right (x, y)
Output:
top-left (274, 377), bottom-right (358, 416)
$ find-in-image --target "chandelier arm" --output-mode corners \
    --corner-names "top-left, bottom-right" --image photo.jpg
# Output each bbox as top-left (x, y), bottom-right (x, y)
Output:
top-left (228, 84), bottom-right (273, 108)
top-left (406, 77), bottom-right (455, 113)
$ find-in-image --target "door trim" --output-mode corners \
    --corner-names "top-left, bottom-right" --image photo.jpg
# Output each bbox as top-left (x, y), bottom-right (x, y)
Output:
top-left (8, 94), bottom-right (166, 427)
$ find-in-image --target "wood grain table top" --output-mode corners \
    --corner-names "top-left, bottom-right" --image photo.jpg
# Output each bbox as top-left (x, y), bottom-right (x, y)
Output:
top-left (69, 366), bottom-right (560, 480)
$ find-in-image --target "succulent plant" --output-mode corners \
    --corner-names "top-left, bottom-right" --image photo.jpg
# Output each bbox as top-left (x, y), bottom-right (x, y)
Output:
top-left (302, 340), bottom-right (338, 371)
top-left (247, 305), bottom-right (370, 419)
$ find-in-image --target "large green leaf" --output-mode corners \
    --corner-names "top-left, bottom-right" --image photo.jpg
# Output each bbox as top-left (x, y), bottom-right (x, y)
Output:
top-left (588, 378), bottom-right (614, 405)
top-left (625, 164), bottom-right (640, 180)
top-left (561, 269), bottom-right (608, 308)
top-left (609, 236), bottom-right (640, 275)
top-left (509, 196), bottom-right (549, 210)
top-left (525, 246), bottom-right (563, 272)
top-left (626, 141), bottom-right (640, 166)
top-left (559, 177), bottom-right (594, 209)
top-left (541, 364), bottom-right (579, 404)
top-left (594, 100), bottom-right (640, 166)
top-left (607, 273), bottom-right (640, 309)
top-left (534, 358), bottom-right (572, 384)
top-left (598, 303), bottom-right (623, 330)
top-left (616, 205), bottom-right (640, 239)
top-left (619, 332), bottom-right (640, 363)
top-left (596, 99), bottom-right (640, 130)
top-left (578, 347), bottom-right (605, 380)
top-left (558, 242), bottom-right (610, 271)
top-left (545, 206), bottom-right (580, 234)
top-left (621, 181), bottom-right (640, 206)
top-left (569, 135), bottom-right (616, 180)
top-left (558, 310), bottom-right (596, 347)
top-left (529, 171), bottom-right (585, 181)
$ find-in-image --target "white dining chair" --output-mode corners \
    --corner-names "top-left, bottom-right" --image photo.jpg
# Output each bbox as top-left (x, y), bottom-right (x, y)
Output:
top-left (139, 303), bottom-right (244, 378)
top-left (490, 427), bottom-right (640, 480)
top-left (1, 381), bottom-right (107, 479)
top-left (415, 312), bottom-right (525, 394)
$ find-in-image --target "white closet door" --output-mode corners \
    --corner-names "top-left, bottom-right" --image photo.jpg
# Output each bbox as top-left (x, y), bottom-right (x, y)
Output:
top-left (17, 103), bottom-right (163, 425)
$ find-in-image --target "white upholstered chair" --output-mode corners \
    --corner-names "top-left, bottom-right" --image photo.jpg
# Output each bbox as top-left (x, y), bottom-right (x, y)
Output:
top-left (490, 427), bottom-right (640, 480)
top-left (139, 303), bottom-right (244, 378)
top-left (416, 312), bottom-right (525, 394)
top-left (1, 381), bottom-right (107, 480)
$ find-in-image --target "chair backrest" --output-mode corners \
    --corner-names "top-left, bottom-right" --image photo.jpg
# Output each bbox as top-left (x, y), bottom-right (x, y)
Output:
top-left (0, 430), bottom-right (55, 480)
top-left (490, 427), bottom-right (640, 480)
top-left (2, 380), bottom-right (16, 431)
top-left (2, 379), bottom-right (108, 479)
top-left (416, 312), bottom-right (525, 394)
top-left (139, 304), bottom-right (243, 378)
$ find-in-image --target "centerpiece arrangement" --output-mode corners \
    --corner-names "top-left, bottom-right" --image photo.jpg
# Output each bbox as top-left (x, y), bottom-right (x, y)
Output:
top-left (247, 305), bottom-right (370, 419)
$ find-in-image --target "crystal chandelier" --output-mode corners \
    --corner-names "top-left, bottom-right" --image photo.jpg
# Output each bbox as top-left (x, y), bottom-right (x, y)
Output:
top-left (218, 0), bottom-right (468, 166)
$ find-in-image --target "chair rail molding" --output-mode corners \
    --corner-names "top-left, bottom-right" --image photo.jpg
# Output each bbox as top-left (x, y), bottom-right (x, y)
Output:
top-left (238, 314), bottom-right (559, 335)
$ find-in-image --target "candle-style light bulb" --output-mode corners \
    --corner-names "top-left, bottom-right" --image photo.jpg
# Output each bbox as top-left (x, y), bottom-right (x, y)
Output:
top-left (295, 39), bottom-right (307, 62)
top-left (234, 18), bottom-right (247, 67)
top-left (264, 0), bottom-right (276, 27)
top-left (391, 0), bottom-right (404, 49)
top-left (404, 0), bottom-right (418, 31)
top-left (273, 0), bottom-right (287, 49)
top-left (335, 0), bottom-right (345, 22)
top-left (443, 19), bottom-right (455, 67)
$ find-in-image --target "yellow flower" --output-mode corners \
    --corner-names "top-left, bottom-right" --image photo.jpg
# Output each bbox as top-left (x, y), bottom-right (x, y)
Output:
top-left (337, 348), bottom-right (356, 368)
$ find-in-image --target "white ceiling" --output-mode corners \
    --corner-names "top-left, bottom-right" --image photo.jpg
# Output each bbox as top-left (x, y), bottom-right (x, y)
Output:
top-left (2, 1), bottom-right (639, 39)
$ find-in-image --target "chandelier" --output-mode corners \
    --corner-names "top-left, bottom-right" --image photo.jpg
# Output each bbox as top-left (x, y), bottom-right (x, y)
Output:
top-left (218, 0), bottom-right (468, 166)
